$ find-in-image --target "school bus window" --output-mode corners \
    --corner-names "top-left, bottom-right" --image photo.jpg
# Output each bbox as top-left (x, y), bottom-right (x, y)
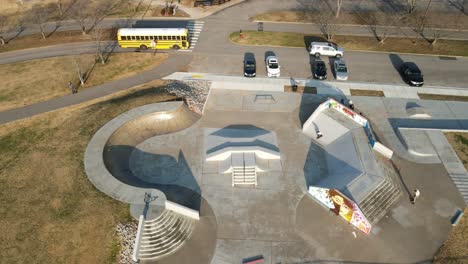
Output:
top-left (121, 36), bottom-right (127, 40)
top-left (176, 36), bottom-right (180, 40)
top-left (144, 36), bottom-right (149, 40)
top-left (182, 36), bottom-right (186, 40)
top-left (131, 36), bottom-right (136, 40)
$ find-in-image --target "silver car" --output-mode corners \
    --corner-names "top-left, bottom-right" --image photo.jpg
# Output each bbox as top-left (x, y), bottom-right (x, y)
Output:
top-left (334, 59), bottom-right (348, 81)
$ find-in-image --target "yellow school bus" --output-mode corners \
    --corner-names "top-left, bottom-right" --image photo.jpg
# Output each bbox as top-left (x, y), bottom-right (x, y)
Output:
top-left (117, 28), bottom-right (190, 50)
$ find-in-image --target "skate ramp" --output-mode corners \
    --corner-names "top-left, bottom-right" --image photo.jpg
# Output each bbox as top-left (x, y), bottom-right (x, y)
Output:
top-left (302, 103), bottom-right (384, 203)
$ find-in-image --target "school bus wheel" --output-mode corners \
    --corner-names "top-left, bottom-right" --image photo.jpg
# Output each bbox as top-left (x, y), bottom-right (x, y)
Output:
top-left (172, 44), bottom-right (180, 50)
top-left (139, 44), bottom-right (148, 50)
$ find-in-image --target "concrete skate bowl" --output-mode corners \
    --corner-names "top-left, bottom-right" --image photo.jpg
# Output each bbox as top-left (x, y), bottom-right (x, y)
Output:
top-left (86, 102), bottom-right (203, 208)
top-left (85, 101), bottom-right (218, 263)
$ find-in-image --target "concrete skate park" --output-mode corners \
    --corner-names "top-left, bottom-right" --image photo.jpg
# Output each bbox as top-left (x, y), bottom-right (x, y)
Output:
top-left (84, 76), bottom-right (467, 263)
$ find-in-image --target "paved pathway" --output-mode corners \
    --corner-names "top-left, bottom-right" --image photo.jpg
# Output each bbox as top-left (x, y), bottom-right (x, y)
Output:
top-left (0, 53), bottom-right (192, 125)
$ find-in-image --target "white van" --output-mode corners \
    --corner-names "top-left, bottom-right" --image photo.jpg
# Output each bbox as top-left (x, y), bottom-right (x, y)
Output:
top-left (309, 42), bottom-right (344, 58)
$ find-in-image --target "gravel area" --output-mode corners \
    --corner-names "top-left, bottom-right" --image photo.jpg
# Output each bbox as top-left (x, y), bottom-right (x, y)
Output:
top-left (165, 80), bottom-right (211, 114)
top-left (116, 222), bottom-right (138, 264)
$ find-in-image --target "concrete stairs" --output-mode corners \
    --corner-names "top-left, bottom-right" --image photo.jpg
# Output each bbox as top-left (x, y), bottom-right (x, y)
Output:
top-left (359, 177), bottom-right (402, 225)
top-left (451, 174), bottom-right (468, 203)
top-left (138, 210), bottom-right (195, 260)
top-left (232, 166), bottom-right (257, 186)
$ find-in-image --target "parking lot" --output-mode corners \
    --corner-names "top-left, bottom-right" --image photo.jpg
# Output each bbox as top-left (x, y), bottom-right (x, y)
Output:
top-left (189, 48), bottom-right (468, 88)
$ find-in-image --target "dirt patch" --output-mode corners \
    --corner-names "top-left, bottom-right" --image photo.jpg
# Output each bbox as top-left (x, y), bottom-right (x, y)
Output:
top-left (284, 85), bottom-right (317, 94)
top-left (418, 93), bottom-right (468, 102)
top-left (435, 132), bottom-right (468, 263)
top-left (350, 89), bottom-right (385, 97)
top-left (433, 206), bottom-right (468, 263)
top-left (152, 5), bottom-right (190, 17)
top-left (445, 132), bottom-right (468, 171)
top-left (0, 52), bottom-right (168, 112)
top-left (0, 80), bottom-right (178, 263)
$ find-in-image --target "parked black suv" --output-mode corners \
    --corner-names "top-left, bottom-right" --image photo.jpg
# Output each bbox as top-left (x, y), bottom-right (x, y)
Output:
top-left (243, 53), bottom-right (256, 77)
top-left (400, 62), bottom-right (424, 86)
top-left (313, 59), bottom-right (327, 80)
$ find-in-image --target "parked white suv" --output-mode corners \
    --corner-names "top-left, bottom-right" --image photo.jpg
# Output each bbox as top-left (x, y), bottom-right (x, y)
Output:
top-left (265, 56), bottom-right (280, 77)
top-left (309, 42), bottom-right (344, 58)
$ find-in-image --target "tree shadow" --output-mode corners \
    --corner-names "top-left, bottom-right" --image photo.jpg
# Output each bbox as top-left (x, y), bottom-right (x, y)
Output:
top-left (303, 35), bottom-right (328, 52)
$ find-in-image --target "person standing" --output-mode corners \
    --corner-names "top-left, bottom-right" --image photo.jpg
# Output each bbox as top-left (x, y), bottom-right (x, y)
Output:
top-left (411, 189), bottom-right (420, 204)
top-left (349, 100), bottom-right (354, 110)
top-left (68, 81), bottom-right (76, 94)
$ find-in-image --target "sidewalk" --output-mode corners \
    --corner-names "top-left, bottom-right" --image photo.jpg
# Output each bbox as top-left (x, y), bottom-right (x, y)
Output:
top-left (148, 0), bottom-right (246, 20)
top-left (163, 72), bottom-right (468, 99)
top-left (0, 54), bottom-right (192, 126)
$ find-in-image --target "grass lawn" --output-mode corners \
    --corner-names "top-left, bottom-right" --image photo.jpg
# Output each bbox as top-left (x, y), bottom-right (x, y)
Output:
top-left (0, 52), bottom-right (168, 112)
top-left (230, 31), bottom-right (468, 57)
top-left (250, 11), bottom-right (468, 29)
top-left (350, 89), bottom-right (385, 97)
top-left (435, 132), bottom-right (468, 263)
top-left (418, 93), bottom-right (468, 102)
top-left (0, 80), bottom-right (178, 263)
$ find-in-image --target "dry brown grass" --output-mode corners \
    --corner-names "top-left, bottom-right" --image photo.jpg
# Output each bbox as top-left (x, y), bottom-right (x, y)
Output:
top-left (350, 89), bottom-right (385, 97)
top-left (433, 207), bottom-right (468, 264)
top-left (445, 132), bottom-right (468, 171)
top-left (251, 11), bottom-right (468, 29)
top-left (284, 85), bottom-right (317, 94)
top-left (0, 79), bottom-right (178, 263)
top-left (418, 93), bottom-right (468, 102)
top-left (0, 29), bottom-right (116, 54)
top-left (433, 133), bottom-right (468, 263)
top-left (230, 31), bottom-right (468, 57)
top-left (0, 52), bottom-right (168, 112)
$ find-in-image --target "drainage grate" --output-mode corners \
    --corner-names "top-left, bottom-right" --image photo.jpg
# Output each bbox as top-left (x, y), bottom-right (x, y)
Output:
top-left (439, 56), bottom-right (457, 60)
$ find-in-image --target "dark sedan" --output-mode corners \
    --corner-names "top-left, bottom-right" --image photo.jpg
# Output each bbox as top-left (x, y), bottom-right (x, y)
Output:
top-left (243, 57), bottom-right (256, 77)
top-left (400, 62), bottom-right (424, 86)
top-left (313, 59), bottom-right (327, 80)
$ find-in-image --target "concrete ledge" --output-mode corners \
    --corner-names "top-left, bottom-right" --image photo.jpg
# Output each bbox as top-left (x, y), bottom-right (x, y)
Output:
top-left (132, 215), bottom-right (145, 262)
top-left (373, 142), bottom-right (394, 159)
top-left (206, 146), bottom-right (280, 161)
top-left (165, 200), bottom-right (200, 220)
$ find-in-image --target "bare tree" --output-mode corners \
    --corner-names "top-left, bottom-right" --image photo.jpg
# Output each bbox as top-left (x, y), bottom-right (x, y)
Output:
top-left (91, 25), bottom-right (106, 64)
top-left (316, 11), bottom-right (339, 41)
top-left (354, 11), bottom-right (397, 44)
top-left (447, 0), bottom-right (467, 14)
top-left (71, 55), bottom-right (86, 85)
top-left (407, 0), bottom-right (418, 14)
top-left (29, 4), bottom-right (57, 39)
top-left (409, 0), bottom-right (433, 42)
top-left (336, 0), bottom-right (343, 18)
top-left (69, 0), bottom-right (92, 35)
top-left (0, 15), bottom-right (8, 46)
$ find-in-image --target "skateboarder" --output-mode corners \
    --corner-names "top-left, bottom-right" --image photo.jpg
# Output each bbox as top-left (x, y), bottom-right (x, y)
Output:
top-left (316, 130), bottom-right (323, 139)
top-left (411, 189), bottom-right (420, 204)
